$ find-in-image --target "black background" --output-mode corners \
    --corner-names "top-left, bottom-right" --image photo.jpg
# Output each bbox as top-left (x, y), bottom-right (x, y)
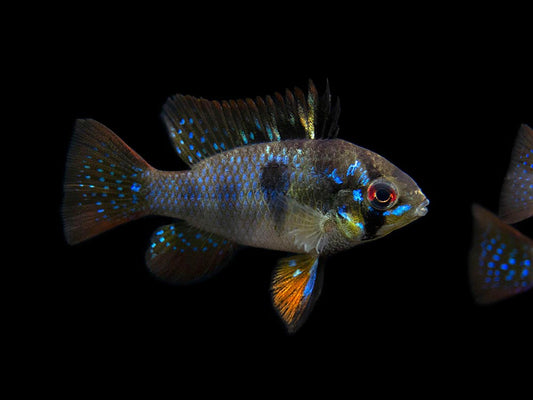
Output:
top-left (26, 5), bottom-right (532, 391)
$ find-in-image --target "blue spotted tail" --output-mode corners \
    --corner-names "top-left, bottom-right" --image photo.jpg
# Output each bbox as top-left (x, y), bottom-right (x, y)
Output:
top-left (63, 119), bottom-right (154, 244)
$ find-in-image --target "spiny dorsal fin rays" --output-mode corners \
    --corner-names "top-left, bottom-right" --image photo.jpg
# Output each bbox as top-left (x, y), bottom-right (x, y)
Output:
top-left (294, 85), bottom-right (316, 140)
top-left (161, 80), bottom-right (340, 167)
top-left (320, 79), bottom-right (341, 139)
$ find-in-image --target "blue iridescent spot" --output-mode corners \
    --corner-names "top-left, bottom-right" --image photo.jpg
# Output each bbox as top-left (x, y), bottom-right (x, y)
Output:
top-left (131, 182), bottom-right (141, 192)
top-left (359, 170), bottom-right (370, 186)
top-left (303, 260), bottom-right (319, 298)
top-left (347, 161), bottom-right (360, 176)
top-left (338, 205), bottom-right (349, 220)
top-left (352, 189), bottom-right (363, 202)
top-left (328, 169), bottom-right (343, 184)
top-left (383, 205), bottom-right (412, 216)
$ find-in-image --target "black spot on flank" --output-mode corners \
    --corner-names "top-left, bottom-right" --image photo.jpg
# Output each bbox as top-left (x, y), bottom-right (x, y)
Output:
top-left (260, 161), bottom-right (290, 228)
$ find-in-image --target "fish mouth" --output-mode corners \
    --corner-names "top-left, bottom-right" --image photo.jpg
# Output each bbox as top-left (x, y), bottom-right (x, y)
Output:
top-left (415, 198), bottom-right (429, 217)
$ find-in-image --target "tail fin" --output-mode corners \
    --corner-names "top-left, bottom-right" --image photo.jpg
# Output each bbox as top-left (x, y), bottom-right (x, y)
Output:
top-left (63, 119), bottom-right (154, 244)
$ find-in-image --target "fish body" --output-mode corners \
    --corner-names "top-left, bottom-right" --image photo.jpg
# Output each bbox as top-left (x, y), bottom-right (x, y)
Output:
top-left (146, 138), bottom-right (427, 255)
top-left (63, 81), bottom-right (428, 332)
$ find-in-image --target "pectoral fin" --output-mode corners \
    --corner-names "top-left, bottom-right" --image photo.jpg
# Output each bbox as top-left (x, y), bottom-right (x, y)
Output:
top-left (283, 197), bottom-right (331, 254)
top-left (271, 254), bottom-right (323, 333)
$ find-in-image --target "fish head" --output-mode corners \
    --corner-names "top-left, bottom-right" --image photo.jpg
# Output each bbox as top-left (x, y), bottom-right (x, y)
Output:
top-left (362, 173), bottom-right (429, 239)
top-left (329, 142), bottom-right (429, 245)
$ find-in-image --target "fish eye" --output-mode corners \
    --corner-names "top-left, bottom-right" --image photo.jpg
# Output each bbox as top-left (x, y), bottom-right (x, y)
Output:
top-left (367, 180), bottom-right (398, 211)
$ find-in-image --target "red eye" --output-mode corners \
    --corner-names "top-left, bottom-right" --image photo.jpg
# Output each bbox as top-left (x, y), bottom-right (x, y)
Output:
top-left (367, 180), bottom-right (398, 210)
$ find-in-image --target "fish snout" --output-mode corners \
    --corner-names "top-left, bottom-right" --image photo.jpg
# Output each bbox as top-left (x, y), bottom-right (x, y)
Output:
top-left (415, 198), bottom-right (429, 217)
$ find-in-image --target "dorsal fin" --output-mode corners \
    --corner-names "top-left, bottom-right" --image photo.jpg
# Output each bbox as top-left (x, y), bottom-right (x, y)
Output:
top-left (161, 80), bottom-right (340, 166)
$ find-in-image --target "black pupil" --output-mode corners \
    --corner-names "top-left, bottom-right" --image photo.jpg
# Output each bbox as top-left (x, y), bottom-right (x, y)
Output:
top-left (376, 188), bottom-right (391, 202)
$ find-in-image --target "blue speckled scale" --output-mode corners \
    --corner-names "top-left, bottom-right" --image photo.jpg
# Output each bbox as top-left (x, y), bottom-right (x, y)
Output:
top-left (146, 140), bottom-right (324, 252)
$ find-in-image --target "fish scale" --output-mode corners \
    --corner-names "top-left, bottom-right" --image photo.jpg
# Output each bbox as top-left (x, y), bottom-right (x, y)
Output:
top-left (146, 140), bottom-right (324, 252)
top-left (63, 81), bottom-right (428, 333)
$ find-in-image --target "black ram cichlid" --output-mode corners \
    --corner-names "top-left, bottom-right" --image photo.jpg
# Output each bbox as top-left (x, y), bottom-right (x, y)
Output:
top-left (63, 80), bottom-right (429, 333)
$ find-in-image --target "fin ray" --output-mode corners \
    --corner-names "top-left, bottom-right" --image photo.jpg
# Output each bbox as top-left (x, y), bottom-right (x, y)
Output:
top-left (63, 119), bottom-right (152, 244)
top-left (283, 198), bottom-right (331, 254)
top-left (146, 222), bottom-right (238, 284)
top-left (161, 80), bottom-right (340, 165)
top-left (271, 254), bottom-right (323, 333)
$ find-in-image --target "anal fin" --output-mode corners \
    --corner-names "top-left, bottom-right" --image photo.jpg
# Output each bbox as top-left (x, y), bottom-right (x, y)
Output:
top-left (469, 204), bottom-right (533, 304)
top-left (271, 254), bottom-right (323, 333)
top-left (146, 222), bottom-right (237, 284)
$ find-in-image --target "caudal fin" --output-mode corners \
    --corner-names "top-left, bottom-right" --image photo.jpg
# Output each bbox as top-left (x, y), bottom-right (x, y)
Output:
top-left (63, 119), bottom-right (154, 244)
top-left (499, 124), bottom-right (533, 224)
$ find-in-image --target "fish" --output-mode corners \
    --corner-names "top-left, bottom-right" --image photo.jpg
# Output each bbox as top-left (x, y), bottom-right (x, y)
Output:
top-left (63, 80), bottom-right (429, 333)
top-left (469, 204), bottom-right (532, 304)
top-left (499, 124), bottom-right (533, 224)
